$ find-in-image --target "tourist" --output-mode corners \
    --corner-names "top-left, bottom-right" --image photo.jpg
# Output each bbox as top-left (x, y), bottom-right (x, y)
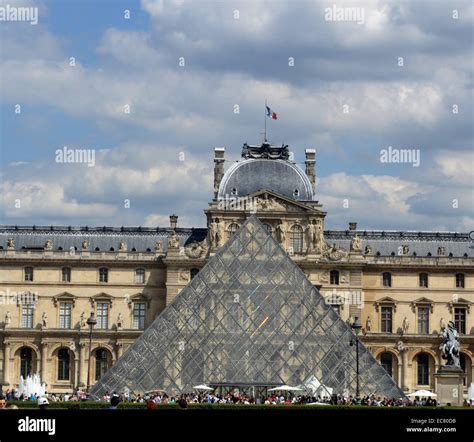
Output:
top-left (38, 397), bottom-right (49, 410)
top-left (108, 393), bottom-right (121, 410)
top-left (0, 394), bottom-right (6, 409)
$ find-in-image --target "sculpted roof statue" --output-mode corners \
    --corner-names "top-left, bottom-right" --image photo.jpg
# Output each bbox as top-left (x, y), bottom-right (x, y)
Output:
top-left (241, 142), bottom-right (290, 160)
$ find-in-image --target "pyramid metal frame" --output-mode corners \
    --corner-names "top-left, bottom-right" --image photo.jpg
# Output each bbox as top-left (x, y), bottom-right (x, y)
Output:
top-left (90, 216), bottom-right (404, 399)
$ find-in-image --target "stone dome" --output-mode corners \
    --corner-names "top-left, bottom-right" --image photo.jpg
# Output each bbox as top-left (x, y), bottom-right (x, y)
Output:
top-left (218, 158), bottom-right (314, 201)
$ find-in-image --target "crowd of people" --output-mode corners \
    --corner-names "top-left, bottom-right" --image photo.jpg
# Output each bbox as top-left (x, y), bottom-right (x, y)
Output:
top-left (1, 388), bottom-right (473, 409)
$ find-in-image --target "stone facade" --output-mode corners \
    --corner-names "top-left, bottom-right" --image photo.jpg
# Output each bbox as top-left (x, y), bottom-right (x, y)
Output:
top-left (0, 143), bottom-right (472, 396)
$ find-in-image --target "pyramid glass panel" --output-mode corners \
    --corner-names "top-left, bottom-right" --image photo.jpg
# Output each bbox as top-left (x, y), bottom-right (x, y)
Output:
top-left (90, 216), bottom-right (404, 399)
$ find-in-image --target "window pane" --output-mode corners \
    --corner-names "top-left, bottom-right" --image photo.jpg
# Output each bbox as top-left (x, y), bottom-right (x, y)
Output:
top-left (380, 353), bottom-right (393, 377)
top-left (97, 303), bottom-right (109, 329)
top-left (381, 307), bottom-right (392, 333)
top-left (135, 269), bottom-right (145, 284)
top-left (418, 307), bottom-right (429, 334)
top-left (383, 272), bottom-right (391, 287)
top-left (21, 304), bottom-right (34, 328)
top-left (59, 302), bottom-right (72, 329)
top-left (133, 303), bottom-right (146, 330)
top-left (417, 354), bottom-right (429, 385)
top-left (62, 267), bottom-right (71, 282)
top-left (454, 308), bottom-right (466, 334)
top-left (58, 348), bottom-right (70, 380)
top-left (290, 225), bottom-right (303, 253)
top-left (456, 273), bottom-right (465, 288)
top-left (99, 268), bottom-right (108, 283)
top-left (25, 267), bottom-right (34, 281)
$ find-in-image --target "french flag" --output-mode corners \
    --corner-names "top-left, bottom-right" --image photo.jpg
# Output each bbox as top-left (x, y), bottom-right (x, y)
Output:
top-left (266, 105), bottom-right (278, 120)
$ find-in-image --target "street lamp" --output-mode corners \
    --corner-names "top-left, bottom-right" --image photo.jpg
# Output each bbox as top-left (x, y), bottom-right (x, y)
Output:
top-left (350, 316), bottom-right (362, 399)
top-left (86, 312), bottom-right (97, 393)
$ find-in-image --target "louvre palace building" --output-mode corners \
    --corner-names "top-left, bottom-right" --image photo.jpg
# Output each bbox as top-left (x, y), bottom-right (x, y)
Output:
top-left (0, 142), bottom-right (473, 397)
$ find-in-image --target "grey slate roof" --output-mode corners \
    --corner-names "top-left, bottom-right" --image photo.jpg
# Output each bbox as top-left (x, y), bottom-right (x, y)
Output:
top-left (0, 226), bottom-right (207, 253)
top-left (325, 231), bottom-right (473, 258)
top-left (0, 226), bottom-right (472, 257)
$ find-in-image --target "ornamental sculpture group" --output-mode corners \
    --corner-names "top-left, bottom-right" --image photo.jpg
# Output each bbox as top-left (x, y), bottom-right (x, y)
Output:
top-left (440, 320), bottom-right (461, 368)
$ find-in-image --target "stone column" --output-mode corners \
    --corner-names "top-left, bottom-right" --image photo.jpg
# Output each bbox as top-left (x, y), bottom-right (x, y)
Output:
top-left (77, 342), bottom-right (87, 388)
top-left (213, 147), bottom-right (225, 199)
top-left (401, 349), bottom-right (409, 391)
top-left (40, 341), bottom-right (48, 386)
top-left (3, 341), bottom-right (11, 386)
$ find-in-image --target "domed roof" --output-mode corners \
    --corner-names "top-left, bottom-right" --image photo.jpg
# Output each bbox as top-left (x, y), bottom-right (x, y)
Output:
top-left (218, 158), bottom-right (314, 201)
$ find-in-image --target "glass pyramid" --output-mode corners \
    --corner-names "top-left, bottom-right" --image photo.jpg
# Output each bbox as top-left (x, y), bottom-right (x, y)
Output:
top-left (90, 216), bottom-right (404, 399)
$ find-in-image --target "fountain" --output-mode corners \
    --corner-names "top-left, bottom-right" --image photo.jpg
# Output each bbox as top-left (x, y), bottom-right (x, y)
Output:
top-left (16, 373), bottom-right (47, 399)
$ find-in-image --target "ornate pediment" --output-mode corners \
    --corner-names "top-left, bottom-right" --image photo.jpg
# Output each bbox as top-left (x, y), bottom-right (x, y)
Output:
top-left (248, 190), bottom-right (324, 214)
top-left (90, 292), bottom-right (114, 308)
top-left (447, 297), bottom-right (471, 313)
top-left (374, 297), bottom-right (398, 312)
top-left (410, 297), bottom-right (435, 313)
top-left (53, 292), bottom-right (76, 307)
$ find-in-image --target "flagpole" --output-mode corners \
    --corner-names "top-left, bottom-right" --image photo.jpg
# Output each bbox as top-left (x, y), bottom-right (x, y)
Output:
top-left (264, 99), bottom-right (267, 142)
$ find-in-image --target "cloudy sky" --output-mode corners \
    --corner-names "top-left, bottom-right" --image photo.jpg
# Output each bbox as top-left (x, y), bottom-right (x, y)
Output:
top-left (0, 0), bottom-right (472, 230)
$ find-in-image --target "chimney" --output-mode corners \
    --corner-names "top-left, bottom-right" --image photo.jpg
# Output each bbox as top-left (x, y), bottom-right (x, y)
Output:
top-left (169, 214), bottom-right (178, 230)
top-left (305, 149), bottom-right (316, 193)
top-left (213, 147), bottom-right (225, 199)
top-left (349, 222), bottom-right (357, 231)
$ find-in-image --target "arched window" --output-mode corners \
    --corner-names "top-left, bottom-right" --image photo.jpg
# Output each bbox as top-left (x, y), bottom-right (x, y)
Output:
top-left (419, 273), bottom-right (428, 288)
top-left (95, 349), bottom-right (109, 381)
top-left (382, 272), bottom-right (392, 287)
top-left (190, 268), bottom-right (200, 279)
top-left (289, 224), bottom-right (303, 253)
top-left (20, 347), bottom-right (33, 379)
top-left (62, 267), bottom-right (71, 282)
top-left (58, 348), bottom-right (70, 381)
top-left (330, 270), bottom-right (339, 285)
top-left (380, 352), bottom-right (393, 377)
top-left (99, 268), bottom-right (108, 283)
top-left (417, 353), bottom-right (430, 385)
top-left (456, 273), bottom-right (465, 289)
top-left (227, 223), bottom-right (239, 237)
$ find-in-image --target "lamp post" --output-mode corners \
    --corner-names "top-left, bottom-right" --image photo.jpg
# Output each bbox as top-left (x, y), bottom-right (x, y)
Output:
top-left (350, 316), bottom-right (362, 399)
top-left (86, 312), bottom-right (97, 393)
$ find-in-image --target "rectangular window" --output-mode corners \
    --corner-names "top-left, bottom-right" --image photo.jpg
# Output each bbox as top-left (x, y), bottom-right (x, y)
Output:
top-left (417, 307), bottom-right (429, 334)
top-left (24, 267), bottom-right (34, 282)
top-left (59, 302), bottom-right (72, 329)
top-left (133, 303), bottom-right (146, 330)
top-left (96, 302), bottom-right (109, 329)
top-left (456, 273), bottom-right (465, 289)
top-left (62, 267), bottom-right (71, 282)
top-left (419, 273), bottom-right (428, 288)
top-left (21, 303), bottom-right (34, 328)
top-left (381, 306), bottom-right (393, 333)
top-left (99, 268), bottom-right (108, 283)
top-left (454, 308), bottom-right (466, 334)
top-left (135, 269), bottom-right (145, 284)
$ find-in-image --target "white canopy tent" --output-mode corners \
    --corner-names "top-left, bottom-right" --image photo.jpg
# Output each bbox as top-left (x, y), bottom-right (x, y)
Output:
top-left (407, 390), bottom-right (437, 398)
top-left (192, 384), bottom-right (214, 391)
top-left (268, 385), bottom-right (303, 392)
